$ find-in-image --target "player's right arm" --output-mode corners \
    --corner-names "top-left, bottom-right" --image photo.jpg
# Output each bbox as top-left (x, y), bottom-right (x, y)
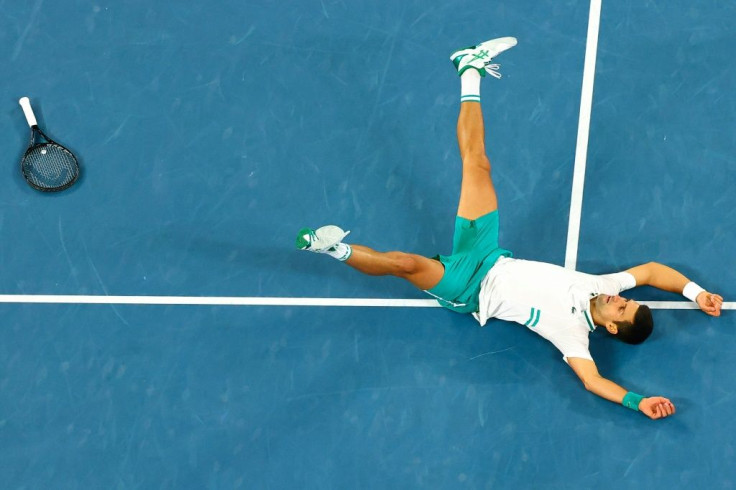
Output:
top-left (567, 357), bottom-right (676, 419)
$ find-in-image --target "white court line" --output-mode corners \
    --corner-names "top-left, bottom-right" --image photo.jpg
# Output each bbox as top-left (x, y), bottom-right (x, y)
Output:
top-left (564, 0), bottom-right (602, 270)
top-left (0, 294), bottom-right (732, 310)
top-left (641, 301), bottom-right (734, 310)
top-left (0, 295), bottom-right (438, 307)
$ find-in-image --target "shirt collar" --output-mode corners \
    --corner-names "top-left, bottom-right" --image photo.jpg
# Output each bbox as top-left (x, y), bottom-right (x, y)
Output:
top-left (583, 310), bottom-right (596, 332)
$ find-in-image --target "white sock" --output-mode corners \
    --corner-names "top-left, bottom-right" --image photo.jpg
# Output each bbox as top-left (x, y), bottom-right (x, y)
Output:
top-left (460, 69), bottom-right (481, 103)
top-left (325, 243), bottom-right (352, 261)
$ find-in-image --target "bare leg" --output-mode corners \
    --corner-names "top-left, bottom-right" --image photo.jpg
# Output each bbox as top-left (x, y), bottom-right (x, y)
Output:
top-left (344, 245), bottom-right (444, 290)
top-left (455, 101), bottom-right (498, 220)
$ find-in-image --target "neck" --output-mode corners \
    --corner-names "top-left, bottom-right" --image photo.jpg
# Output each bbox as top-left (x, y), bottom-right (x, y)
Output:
top-left (589, 297), bottom-right (602, 326)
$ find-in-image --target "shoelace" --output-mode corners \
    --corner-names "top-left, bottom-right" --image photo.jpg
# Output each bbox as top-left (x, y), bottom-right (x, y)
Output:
top-left (485, 63), bottom-right (503, 79)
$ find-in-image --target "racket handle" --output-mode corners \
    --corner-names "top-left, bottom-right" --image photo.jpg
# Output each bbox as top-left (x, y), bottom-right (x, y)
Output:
top-left (19, 97), bottom-right (38, 127)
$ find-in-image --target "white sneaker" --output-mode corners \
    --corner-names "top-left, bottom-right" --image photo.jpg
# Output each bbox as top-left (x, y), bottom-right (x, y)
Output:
top-left (296, 225), bottom-right (350, 253)
top-left (450, 36), bottom-right (517, 78)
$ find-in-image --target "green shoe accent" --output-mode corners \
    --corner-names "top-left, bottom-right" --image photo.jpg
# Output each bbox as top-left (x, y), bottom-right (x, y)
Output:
top-left (295, 227), bottom-right (316, 250)
top-left (296, 224), bottom-right (350, 252)
top-left (451, 47), bottom-right (474, 69)
top-left (451, 49), bottom-right (487, 77)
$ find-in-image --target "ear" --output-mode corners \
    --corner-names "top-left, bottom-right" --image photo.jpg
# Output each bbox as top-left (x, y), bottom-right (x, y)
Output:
top-left (604, 322), bottom-right (618, 335)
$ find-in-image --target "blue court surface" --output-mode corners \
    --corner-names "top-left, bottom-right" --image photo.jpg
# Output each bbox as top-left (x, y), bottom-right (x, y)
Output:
top-left (0, 1), bottom-right (734, 488)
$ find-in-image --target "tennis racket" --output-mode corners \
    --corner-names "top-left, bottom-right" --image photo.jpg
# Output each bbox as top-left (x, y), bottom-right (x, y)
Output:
top-left (18, 97), bottom-right (80, 192)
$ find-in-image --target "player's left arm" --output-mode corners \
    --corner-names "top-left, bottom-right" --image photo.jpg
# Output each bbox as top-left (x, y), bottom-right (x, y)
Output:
top-left (567, 357), bottom-right (675, 419)
top-left (625, 262), bottom-right (723, 316)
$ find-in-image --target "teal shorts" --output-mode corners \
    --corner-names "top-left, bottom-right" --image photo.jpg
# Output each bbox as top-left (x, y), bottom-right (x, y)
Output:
top-left (426, 211), bottom-right (512, 314)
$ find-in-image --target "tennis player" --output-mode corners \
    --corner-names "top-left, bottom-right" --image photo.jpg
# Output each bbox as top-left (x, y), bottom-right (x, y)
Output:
top-left (296, 37), bottom-right (724, 420)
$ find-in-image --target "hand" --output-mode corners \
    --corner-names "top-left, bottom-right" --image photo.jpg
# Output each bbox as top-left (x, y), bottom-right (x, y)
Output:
top-left (639, 397), bottom-right (676, 420)
top-left (696, 291), bottom-right (724, 317)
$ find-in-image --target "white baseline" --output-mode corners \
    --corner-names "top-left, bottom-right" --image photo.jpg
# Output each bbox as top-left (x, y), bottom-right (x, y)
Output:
top-left (0, 294), bottom-right (731, 310)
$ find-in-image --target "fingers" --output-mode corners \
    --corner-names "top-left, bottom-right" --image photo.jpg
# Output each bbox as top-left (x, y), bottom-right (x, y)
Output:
top-left (650, 405), bottom-right (661, 419)
top-left (645, 397), bottom-right (676, 420)
top-left (660, 399), bottom-right (675, 416)
top-left (702, 293), bottom-right (723, 317)
top-left (706, 307), bottom-right (721, 317)
top-left (703, 308), bottom-right (719, 317)
top-left (711, 294), bottom-right (724, 315)
top-left (708, 294), bottom-right (723, 307)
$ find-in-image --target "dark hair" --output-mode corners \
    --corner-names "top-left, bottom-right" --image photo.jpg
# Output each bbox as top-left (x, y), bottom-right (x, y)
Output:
top-left (613, 305), bottom-right (653, 345)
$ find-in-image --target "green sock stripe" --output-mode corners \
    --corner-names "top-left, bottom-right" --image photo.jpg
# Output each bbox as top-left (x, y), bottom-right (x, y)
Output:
top-left (461, 95), bottom-right (481, 102)
top-left (340, 245), bottom-right (353, 262)
top-left (458, 66), bottom-right (485, 77)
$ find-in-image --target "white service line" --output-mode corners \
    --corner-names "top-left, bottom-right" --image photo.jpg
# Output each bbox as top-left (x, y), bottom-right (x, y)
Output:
top-left (0, 294), bottom-right (731, 310)
top-left (565, 0), bottom-right (602, 270)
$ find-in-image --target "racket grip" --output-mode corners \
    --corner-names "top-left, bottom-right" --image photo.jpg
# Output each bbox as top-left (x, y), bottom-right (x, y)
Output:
top-left (19, 97), bottom-right (38, 127)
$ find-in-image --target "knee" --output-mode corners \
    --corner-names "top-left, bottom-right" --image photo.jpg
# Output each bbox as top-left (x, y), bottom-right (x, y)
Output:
top-left (387, 252), bottom-right (420, 277)
top-left (462, 153), bottom-right (491, 173)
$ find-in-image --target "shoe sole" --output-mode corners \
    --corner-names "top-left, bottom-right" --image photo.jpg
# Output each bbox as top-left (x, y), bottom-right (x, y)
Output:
top-left (476, 36), bottom-right (517, 58)
top-left (314, 226), bottom-right (350, 252)
top-left (296, 226), bottom-right (350, 252)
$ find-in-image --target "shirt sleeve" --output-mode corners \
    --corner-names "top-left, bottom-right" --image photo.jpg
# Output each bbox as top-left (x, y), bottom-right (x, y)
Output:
top-left (544, 330), bottom-right (594, 363)
top-left (562, 351), bottom-right (593, 363)
top-left (596, 272), bottom-right (637, 294)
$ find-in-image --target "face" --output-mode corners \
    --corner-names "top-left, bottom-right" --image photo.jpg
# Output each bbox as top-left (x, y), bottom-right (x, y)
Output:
top-left (595, 294), bottom-right (639, 328)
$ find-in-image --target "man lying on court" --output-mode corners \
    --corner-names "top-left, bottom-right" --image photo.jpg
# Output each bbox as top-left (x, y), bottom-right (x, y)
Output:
top-left (296, 37), bottom-right (724, 420)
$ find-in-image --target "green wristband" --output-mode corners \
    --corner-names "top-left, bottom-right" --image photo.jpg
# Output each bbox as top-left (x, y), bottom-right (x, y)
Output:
top-left (622, 392), bottom-right (644, 411)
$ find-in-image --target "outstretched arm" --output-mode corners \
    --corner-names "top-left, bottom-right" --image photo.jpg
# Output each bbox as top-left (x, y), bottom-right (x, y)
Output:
top-left (567, 357), bottom-right (675, 420)
top-left (625, 262), bottom-right (724, 316)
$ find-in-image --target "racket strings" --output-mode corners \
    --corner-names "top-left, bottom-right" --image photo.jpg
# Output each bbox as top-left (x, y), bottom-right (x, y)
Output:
top-left (23, 144), bottom-right (79, 190)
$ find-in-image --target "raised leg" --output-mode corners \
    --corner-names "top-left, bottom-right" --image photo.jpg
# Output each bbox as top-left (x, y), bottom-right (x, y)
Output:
top-left (455, 100), bottom-right (498, 220)
top-left (450, 36), bottom-right (516, 220)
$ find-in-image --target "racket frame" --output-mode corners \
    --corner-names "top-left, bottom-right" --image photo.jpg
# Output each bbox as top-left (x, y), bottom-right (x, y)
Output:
top-left (18, 97), bottom-right (80, 192)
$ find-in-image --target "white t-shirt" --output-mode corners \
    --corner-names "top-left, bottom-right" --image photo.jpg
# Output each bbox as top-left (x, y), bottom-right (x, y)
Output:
top-left (473, 257), bottom-right (637, 362)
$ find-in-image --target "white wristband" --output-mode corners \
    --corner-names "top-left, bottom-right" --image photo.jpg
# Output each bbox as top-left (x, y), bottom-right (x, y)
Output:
top-left (683, 282), bottom-right (705, 303)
